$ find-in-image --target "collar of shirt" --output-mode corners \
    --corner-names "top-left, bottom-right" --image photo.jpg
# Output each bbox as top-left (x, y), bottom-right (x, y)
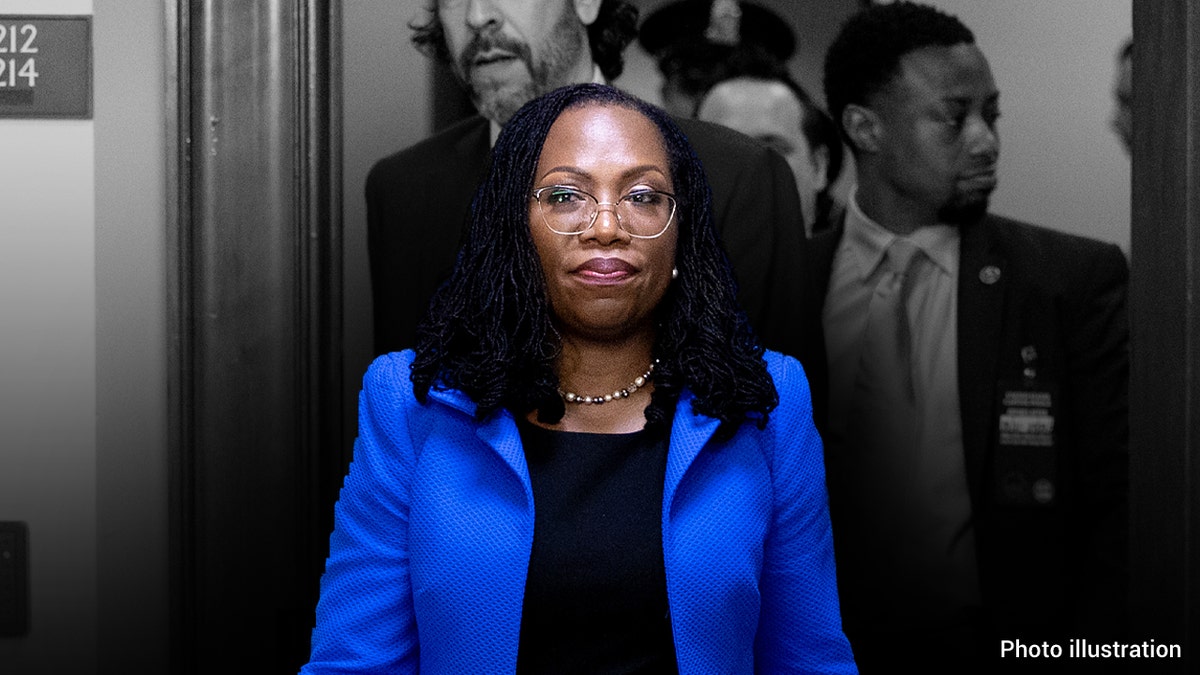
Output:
top-left (489, 65), bottom-right (609, 147)
top-left (843, 187), bottom-right (960, 282)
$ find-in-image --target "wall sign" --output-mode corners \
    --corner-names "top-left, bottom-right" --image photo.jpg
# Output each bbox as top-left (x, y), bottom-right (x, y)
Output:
top-left (0, 15), bottom-right (91, 119)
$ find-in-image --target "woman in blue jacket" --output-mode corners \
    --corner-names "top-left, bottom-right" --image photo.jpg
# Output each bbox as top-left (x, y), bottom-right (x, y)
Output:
top-left (303, 83), bottom-right (856, 674)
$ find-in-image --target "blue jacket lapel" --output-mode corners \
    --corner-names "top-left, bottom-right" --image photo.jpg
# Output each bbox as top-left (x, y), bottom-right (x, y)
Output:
top-left (665, 392), bottom-right (722, 517)
top-left (427, 386), bottom-right (533, 505)
top-left (428, 384), bottom-right (722, 513)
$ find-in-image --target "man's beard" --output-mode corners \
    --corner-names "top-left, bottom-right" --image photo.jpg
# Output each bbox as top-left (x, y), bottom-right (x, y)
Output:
top-left (454, 7), bottom-right (586, 125)
top-left (937, 191), bottom-right (991, 226)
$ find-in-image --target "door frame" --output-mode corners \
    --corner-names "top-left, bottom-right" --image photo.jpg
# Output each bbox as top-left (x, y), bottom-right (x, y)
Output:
top-left (166, 1), bottom-right (343, 671)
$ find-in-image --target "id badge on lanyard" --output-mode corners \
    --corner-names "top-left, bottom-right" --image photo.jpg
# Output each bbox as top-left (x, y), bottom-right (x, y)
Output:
top-left (992, 345), bottom-right (1058, 507)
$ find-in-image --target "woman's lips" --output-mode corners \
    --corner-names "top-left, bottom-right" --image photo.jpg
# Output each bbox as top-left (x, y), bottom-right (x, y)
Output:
top-left (573, 257), bottom-right (637, 283)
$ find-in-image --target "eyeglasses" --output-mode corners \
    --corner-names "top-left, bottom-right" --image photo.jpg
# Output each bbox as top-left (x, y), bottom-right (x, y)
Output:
top-left (531, 185), bottom-right (678, 239)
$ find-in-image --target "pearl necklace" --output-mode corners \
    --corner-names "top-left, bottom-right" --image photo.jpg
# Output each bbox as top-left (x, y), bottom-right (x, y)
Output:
top-left (559, 359), bottom-right (658, 405)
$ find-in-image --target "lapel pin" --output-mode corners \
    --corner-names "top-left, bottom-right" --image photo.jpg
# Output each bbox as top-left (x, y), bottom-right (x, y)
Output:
top-left (1033, 478), bottom-right (1055, 505)
top-left (979, 265), bottom-right (1002, 285)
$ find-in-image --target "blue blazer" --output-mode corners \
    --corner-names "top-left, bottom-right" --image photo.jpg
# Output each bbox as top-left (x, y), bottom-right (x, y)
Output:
top-left (304, 350), bottom-right (857, 674)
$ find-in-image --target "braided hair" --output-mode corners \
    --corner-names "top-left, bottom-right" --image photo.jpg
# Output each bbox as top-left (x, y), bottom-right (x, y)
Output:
top-left (410, 83), bottom-right (777, 436)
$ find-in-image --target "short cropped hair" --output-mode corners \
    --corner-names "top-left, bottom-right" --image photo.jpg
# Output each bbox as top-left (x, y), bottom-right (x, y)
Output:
top-left (823, 1), bottom-right (974, 141)
top-left (410, 0), bottom-right (639, 81)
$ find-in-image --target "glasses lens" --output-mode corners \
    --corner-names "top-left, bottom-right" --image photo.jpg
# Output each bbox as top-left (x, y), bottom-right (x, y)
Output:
top-left (535, 187), bottom-right (676, 237)
top-left (538, 187), bottom-right (593, 233)
top-left (619, 191), bottom-right (676, 237)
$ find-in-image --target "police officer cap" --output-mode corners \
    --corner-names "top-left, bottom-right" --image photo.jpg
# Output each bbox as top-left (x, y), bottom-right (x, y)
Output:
top-left (638, 0), bottom-right (796, 62)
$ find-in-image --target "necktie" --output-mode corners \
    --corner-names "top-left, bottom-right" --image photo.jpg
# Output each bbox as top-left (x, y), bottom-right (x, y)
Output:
top-left (858, 237), bottom-right (923, 407)
top-left (842, 236), bottom-right (925, 483)
top-left (830, 237), bottom-right (983, 626)
top-left (833, 236), bottom-right (926, 612)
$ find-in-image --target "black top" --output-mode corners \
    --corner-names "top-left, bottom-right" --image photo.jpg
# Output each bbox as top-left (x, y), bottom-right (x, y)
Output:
top-left (515, 420), bottom-right (678, 675)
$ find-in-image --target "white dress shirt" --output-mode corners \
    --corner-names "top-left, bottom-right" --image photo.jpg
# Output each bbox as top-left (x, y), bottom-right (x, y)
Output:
top-left (822, 190), bottom-right (982, 624)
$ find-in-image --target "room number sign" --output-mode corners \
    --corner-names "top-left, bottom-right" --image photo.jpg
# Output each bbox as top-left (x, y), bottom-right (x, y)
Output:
top-left (0, 16), bottom-right (91, 119)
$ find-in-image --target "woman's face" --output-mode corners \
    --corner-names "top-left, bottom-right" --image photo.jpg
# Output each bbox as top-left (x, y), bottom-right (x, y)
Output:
top-left (529, 103), bottom-right (679, 342)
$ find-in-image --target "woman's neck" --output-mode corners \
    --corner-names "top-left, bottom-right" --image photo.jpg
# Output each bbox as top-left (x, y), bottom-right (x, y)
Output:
top-left (531, 328), bottom-right (658, 434)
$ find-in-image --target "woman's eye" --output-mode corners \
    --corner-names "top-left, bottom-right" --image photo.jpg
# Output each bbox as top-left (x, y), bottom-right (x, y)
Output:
top-left (626, 191), bottom-right (661, 205)
top-left (547, 189), bottom-right (583, 204)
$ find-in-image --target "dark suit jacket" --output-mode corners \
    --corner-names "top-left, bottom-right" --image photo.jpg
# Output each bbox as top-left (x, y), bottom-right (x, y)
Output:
top-left (366, 114), bottom-right (806, 357)
top-left (799, 213), bottom-right (1130, 674)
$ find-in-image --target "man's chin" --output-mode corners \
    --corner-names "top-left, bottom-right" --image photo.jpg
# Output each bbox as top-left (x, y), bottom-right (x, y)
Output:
top-left (471, 82), bottom-right (537, 126)
top-left (938, 196), bottom-right (990, 227)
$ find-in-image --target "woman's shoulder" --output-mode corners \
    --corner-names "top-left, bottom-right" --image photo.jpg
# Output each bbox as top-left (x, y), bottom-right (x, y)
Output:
top-left (356, 350), bottom-right (465, 461)
top-left (753, 351), bottom-right (824, 492)
top-left (364, 348), bottom-right (415, 381)
top-left (362, 350), bottom-right (479, 423)
top-left (760, 349), bottom-right (812, 398)
top-left (755, 350), bottom-right (818, 445)
top-left (361, 350), bottom-right (420, 408)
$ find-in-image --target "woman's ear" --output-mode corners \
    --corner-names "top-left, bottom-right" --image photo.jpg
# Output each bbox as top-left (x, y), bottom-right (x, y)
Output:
top-left (574, 0), bottom-right (602, 26)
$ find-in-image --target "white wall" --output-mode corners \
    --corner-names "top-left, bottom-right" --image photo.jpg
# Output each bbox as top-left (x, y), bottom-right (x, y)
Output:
top-left (931, 0), bottom-right (1132, 252)
top-left (0, 0), bottom-right (168, 672)
top-left (92, 0), bottom-right (169, 672)
top-left (0, 0), bottom-right (96, 673)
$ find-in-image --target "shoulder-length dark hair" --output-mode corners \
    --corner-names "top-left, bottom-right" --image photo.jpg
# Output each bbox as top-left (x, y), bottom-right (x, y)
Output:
top-left (410, 83), bottom-right (777, 436)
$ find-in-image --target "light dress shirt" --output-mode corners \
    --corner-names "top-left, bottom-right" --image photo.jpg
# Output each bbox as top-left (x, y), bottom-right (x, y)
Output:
top-left (822, 190), bottom-right (982, 625)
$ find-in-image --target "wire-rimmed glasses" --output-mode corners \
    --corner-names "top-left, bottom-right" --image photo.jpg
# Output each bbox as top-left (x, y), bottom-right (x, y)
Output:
top-left (531, 185), bottom-right (677, 239)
